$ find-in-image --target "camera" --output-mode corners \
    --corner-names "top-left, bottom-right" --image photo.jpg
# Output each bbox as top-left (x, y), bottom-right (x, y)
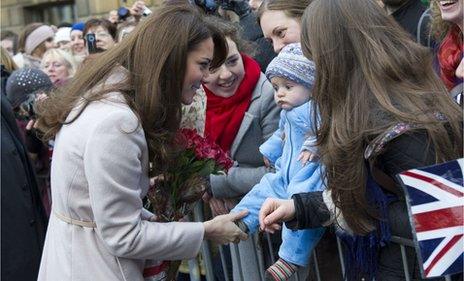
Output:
top-left (117, 7), bottom-right (131, 21)
top-left (85, 33), bottom-right (98, 54)
top-left (142, 6), bottom-right (152, 16)
top-left (15, 94), bottom-right (37, 121)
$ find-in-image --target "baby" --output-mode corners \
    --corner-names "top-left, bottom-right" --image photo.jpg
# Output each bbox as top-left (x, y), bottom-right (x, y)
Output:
top-left (231, 43), bottom-right (324, 281)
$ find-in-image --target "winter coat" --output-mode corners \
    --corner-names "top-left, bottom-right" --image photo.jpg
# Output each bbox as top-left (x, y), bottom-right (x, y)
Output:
top-left (210, 73), bottom-right (280, 198)
top-left (1, 96), bottom-right (47, 281)
top-left (288, 130), bottom-right (460, 280)
top-left (259, 101), bottom-right (319, 188)
top-left (37, 69), bottom-right (205, 281)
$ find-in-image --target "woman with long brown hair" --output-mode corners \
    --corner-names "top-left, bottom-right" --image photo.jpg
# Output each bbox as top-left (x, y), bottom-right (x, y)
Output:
top-left (258, 0), bottom-right (462, 280)
top-left (35, 4), bottom-right (248, 281)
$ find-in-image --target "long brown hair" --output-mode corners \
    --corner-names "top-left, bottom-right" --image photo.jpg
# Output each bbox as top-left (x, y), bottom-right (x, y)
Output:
top-left (205, 16), bottom-right (254, 55)
top-left (301, 0), bottom-right (462, 234)
top-left (430, 0), bottom-right (454, 41)
top-left (256, 0), bottom-right (312, 26)
top-left (36, 3), bottom-right (227, 175)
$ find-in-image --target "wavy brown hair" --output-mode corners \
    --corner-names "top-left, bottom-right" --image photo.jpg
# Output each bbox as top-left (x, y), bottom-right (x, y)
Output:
top-left (429, 0), bottom-right (454, 41)
top-left (301, 0), bottom-right (462, 234)
top-left (204, 16), bottom-right (255, 55)
top-left (36, 3), bottom-right (227, 176)
top-left (256, 0), bottom-right (312, 26)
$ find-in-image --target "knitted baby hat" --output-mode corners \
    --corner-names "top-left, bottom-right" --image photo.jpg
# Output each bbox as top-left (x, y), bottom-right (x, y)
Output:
top-left (6, 68), bottom-right (52, 108)
top-left (265, 43), bottom-right (316, 89)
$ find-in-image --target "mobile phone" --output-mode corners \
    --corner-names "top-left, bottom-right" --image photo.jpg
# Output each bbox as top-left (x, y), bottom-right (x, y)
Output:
top-left (142, 6), bottom-right (152, 16)
top-left (85, 33), bottom-right (97, 54)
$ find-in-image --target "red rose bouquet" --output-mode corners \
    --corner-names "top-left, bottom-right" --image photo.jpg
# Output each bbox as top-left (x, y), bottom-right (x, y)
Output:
top-left (145, 128), bottom-right (233, 222)
top-left (143, 129), bottom-right (233, 280)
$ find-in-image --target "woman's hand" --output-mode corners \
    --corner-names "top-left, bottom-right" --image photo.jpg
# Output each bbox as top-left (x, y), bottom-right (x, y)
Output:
top-left (130, 0), bottom-right (146, 17)
top-left (203, 210), bottom-right (249, 244)
top-left (259, 198), bottom-right (296, 234)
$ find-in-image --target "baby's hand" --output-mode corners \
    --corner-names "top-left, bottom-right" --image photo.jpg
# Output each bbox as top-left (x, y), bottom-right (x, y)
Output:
top-left (298, 150), bottom-right (318, 165)
top-left (263, 156), bottom-right (271, 168)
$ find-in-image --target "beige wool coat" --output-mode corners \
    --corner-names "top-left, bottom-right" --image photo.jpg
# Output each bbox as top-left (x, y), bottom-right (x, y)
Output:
top-left (38, 72), bottom-right (205, 281)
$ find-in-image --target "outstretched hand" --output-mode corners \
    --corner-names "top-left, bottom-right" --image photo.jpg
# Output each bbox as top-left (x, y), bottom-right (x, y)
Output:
top-left (259, 198), bottom-right (295, 234)
top-left (203, 210), bottom-right (249, 244)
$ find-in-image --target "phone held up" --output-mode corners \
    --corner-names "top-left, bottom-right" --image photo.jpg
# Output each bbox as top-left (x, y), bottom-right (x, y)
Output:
top-left (85, 33), bottom-right (99, 54)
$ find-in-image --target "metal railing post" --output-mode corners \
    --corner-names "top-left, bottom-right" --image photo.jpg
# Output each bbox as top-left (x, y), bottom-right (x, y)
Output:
top-left (265, 232), bottom-right (276, 264)
top-left (188, 258), bottom-right (201, 281)
top-left (218, 246), bottom-right (231, 281)
top-left (336, 236), bottom-right (346, 278)
top-left (193, 202), bottom-right (215, 281)
top-left (399, 244), bottom-right (411, 281)
top-left (312, 250), bottom-right (322, 281)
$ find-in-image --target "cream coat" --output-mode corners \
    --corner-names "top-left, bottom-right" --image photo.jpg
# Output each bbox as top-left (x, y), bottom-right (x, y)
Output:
top-left (38, 73), bottom-right (204, 281)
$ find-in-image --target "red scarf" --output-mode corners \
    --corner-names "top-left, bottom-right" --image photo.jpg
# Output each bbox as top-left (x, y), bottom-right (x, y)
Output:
top-left (438, 25), bottom-right (463, 90)
top-left (204, 54), bottom-right (261, 153)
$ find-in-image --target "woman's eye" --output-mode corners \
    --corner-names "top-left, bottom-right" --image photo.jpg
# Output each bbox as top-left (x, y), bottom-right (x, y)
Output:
top-left (285, 84), bottom-right (292, 90)
top-left (226, 59), bottom-right (238, 66)
top-left (201, 62), bottom-right (210, 70)
top-left (277, 29), bottom-right (286, 39)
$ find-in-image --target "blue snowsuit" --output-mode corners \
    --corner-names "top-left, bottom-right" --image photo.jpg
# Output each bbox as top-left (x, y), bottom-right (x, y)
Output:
top-left (231, 101), bottom-right (325, 267)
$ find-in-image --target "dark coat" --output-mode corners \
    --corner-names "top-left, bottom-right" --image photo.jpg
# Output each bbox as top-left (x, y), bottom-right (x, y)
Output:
top-left (239, 12), bottom-right (276, 71)
top-left (391, 0), bottom-right (427, 41)
top-left (289, 131), bottom-right (461, 280)
top-left (1, 96), bottom-right (47, 281)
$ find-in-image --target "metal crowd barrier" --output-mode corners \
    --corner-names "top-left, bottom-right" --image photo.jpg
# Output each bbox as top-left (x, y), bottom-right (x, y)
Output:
top-left (187, 202), bottom-right (455, 281)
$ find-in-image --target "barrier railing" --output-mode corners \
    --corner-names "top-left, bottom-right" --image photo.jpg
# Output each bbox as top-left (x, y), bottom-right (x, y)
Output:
top-left (188, 202), bottom-right (455, 281)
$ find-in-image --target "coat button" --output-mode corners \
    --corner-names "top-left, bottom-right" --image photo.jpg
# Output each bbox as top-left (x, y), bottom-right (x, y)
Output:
top-left (29, 219), bottom-right (36, 226)
top-left (22, 183), bottom-right (27, 190)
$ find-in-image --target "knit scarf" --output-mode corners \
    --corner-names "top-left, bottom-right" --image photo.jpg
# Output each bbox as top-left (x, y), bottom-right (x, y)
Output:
top-left (336, 170), bottom-right (393, 281)
top-left (204, 54), bottom-right (261, 152)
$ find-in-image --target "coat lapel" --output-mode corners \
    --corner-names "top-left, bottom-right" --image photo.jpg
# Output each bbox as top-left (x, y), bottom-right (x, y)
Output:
top-left (229, 74), bottom-right (266, 157)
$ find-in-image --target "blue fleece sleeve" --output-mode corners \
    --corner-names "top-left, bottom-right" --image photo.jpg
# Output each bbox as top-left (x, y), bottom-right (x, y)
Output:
top-left (259, 113), bottom-right (285, 164)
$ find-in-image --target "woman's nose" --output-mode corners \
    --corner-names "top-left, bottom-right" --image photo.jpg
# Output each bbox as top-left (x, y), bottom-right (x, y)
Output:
top-left (273, 40), bottom-right (285, 54)
top-left (218, 67), bottom-right (232, 80)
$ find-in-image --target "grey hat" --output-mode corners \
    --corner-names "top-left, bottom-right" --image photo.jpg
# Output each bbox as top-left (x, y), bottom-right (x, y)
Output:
top-left (265, 43), bottom-right (316, 89)
top-left (6, 68), bottom-right (52, 108)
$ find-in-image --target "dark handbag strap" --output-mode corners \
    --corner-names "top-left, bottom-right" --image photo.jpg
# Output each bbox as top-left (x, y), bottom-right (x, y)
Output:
top-left (368, 158), bottom-right (402, 197)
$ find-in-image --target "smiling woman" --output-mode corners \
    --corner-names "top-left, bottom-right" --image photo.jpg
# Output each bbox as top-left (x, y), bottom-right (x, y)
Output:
top-left (257, 0), bottom-right (312, 53)
top-left (431, 0), bottom-right (463, 99)
top-left (34, 3), bottom-right (250, 281)
top-left (202, 16), bottom-right (280, 281)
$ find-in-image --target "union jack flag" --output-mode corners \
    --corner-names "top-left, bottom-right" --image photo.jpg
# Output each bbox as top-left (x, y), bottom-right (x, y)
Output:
top-left (397, 158), bottom-right (463, 278)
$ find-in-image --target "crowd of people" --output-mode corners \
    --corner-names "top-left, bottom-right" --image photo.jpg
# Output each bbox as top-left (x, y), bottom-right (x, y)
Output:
top-left (1, 0), bottom-right (462, 281)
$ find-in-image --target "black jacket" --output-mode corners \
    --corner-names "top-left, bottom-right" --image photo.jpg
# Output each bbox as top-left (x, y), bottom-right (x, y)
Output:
top-left (239, 12), bottom-right (276, 71)
top-left (391, 0), bottom-right (427, 41)
top-left (288, 131), bottom-right (438, 230)
top-left (288, 131), bottom-right (460, 280)
top-left (1, 97), bottom-right (47, 281)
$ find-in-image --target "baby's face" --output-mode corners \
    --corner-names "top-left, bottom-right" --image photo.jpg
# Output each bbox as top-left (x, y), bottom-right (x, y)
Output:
top-left (271, 77), bottom-right (310, 110)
